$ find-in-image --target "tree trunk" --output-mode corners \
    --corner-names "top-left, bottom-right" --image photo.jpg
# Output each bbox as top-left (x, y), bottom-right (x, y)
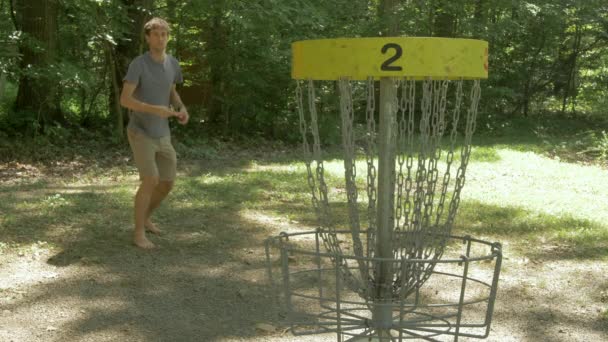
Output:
top-left (522, 82), bottom-right (530, 117)
top-left (106, 42), bottom-right (124, 140)
top-left (474, 0), bottom-right (484, 21)
top-left (205, 0), bottom-right (229, 131)
top-left (519, 28), bottom-right (548, 117)
top-left (166, 0), bottom-right (182, 60)
top-left (473, 0), bottom-right (486, 37)
top-left (561, 24), bottom-right (582, 115)
top-left (109, 0), bottom-right (153, 135)
top-left (14, 0), bottom-right (62, 128)
top-left (378, 0), bottom-right (399, 36)
top-left (433, 0), bottom-right (456, 37)
top-left (0, 72), bottom-right (6, 100)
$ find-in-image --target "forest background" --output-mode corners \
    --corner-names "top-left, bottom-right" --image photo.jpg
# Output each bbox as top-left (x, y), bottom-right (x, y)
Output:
top-left (0, 0), bottom-right (607, 163)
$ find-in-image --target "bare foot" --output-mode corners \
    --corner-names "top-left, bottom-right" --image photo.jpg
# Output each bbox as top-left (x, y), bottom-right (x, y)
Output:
top-left (133, 234), bottom-right (156, 249)
top-left (145, 219), bottom-right (162, 235)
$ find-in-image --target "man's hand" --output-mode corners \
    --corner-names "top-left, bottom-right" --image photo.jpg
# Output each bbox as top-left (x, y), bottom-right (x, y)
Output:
top-left (176, 107), bottom-right (189, 125)
top-left (157, 106), bottom-right (180, 119)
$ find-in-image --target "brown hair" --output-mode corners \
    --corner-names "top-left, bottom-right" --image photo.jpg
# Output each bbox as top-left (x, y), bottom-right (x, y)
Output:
top-left (144, 17), bottom-right (170, 36)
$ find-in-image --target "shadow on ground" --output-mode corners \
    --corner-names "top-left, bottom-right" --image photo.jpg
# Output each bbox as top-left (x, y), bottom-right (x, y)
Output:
top-left (1, 154), bottom-right (607, 341)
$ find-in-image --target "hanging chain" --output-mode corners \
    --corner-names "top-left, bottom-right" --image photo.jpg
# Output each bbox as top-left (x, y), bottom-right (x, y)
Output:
top-left (339, 78), bottom-right (359, 231)
top-left (444, 80), bottom-right (481, 232)
top-left (365, 77), bottom-right (378, 260)
top-left (395, 78), bottom-right (416, 259)
top-left (303, 79), bottom-right (365, 295)
top-left (395, 79), bottom-right (407, 231)
top-left (339, 78), bottom-right (368, 279)
top-left (296, 76), bottom-right (482, 301)
top-left (434, 79), bottom-right (464, 229)
top-left (306, 79), bottom-right (342, 258)
top-left (298, 79), bottom-right (343, 268)
top-left (296, 81), bottom-right (321, 222)
top-left (421, 80), bottom-right (449, 258)
top-left (307, 79), bottom-right (332, 229)
top-left (404, 78), bottom-right (416, 232)
top-left (411, 79), bottom-right (432, 240)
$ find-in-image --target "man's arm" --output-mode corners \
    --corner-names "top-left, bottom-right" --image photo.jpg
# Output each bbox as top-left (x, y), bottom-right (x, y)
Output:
top-left (170, 84), bottom-right (189, 125)
top-left (120, 81), bottom-right (177, 118)
top-left (170, 84), bottom-right (185, 111)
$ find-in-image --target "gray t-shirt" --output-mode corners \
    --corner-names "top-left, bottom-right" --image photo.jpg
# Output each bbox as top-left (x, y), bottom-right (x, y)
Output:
top-left (123, 52), bottom-right (183, 138)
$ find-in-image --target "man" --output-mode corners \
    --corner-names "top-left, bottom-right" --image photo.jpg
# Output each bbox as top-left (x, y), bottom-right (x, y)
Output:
top-left (120, 17), bottom-right (188, 249)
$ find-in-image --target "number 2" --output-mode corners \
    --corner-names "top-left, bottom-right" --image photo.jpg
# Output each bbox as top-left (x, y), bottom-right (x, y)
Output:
top-left (381, 43), bottom-right (403, 71)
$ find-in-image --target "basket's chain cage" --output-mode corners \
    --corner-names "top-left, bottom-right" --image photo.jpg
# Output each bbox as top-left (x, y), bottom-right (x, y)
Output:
top-left (296, 77), bottom-right (481, 301)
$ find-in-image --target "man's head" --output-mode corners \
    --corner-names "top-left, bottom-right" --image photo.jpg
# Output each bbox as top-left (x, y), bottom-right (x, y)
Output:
top-left (144, 17), bottom-right (170, 52)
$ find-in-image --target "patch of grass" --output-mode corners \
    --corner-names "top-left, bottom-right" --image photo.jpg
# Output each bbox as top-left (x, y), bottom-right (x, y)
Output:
top-left (470, 146), bottom-right (501, 162)
top-left (455, 201), bottom-right (608, 259)
top-left (475, 113), bottom-right (608, 166)
top-left (1, 114), bottom-right (607, 264)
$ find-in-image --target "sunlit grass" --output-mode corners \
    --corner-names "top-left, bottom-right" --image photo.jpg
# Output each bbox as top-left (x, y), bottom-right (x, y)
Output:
top-left (240, 147), bottom-right (608, 259)
top-left (0, 137), bottom-right (606, 262)
top-left (463, 148), bottom-right (608, 224)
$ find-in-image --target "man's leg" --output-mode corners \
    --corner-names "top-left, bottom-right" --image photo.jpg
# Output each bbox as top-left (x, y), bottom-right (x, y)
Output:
top-left (127, 129), bottom-right (160, 249)
top-left (144, 180), bottom-right (174, 234)
top-left (145, 135), bottom-right (178, 234)
top-left (134, 176), bottom-right (159, 249)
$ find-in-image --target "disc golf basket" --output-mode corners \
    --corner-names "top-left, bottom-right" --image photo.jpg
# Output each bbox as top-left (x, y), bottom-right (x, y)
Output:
top-left (265, 37), bottom-right (502, 342)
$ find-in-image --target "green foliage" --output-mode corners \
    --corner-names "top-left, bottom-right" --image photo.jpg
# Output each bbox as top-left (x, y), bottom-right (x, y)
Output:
top-left (0, 81), bottom-right (41, 136)
top-left (570, 130), bottom-right (608, 161)
top-left (0, 0), bottom-right (606, 146)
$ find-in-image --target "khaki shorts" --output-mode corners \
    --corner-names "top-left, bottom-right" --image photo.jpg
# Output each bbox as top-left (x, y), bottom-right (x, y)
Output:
top-left (127, 129), bottom-right (177, 181)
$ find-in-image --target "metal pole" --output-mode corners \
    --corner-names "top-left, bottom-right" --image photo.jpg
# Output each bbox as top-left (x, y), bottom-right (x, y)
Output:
top-left (373, 0), bottom-right (399, 338)
top-left (373, 77), bottom-right (397, 331)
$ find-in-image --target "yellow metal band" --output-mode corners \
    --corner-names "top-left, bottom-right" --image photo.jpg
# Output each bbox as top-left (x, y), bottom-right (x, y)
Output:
top-left (292, 37), bottom-right (488, 80)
